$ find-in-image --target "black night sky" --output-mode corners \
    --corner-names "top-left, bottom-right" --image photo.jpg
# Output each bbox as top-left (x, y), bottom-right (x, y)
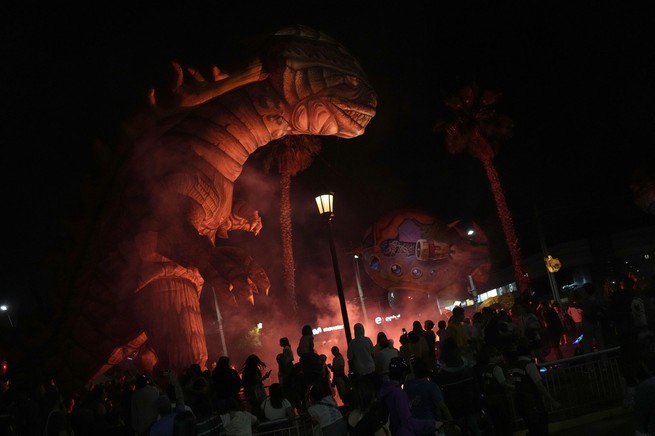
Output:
top-left (2, 1), bottom-right (654, 337)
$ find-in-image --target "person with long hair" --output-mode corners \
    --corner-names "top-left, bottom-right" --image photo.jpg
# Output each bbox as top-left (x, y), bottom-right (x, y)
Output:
top-left (260, 383), bottom-right (295, 422)
top-left (241, 355), bottom-right (271, 419)
top-left (211, 356), bottom-right (242, 412)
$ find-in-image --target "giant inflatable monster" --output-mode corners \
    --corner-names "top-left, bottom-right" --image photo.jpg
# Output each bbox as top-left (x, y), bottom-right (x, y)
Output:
top-left (32, 25), bottom-right (376, 391)
top-left (356, 209), bottom-right (490, 306)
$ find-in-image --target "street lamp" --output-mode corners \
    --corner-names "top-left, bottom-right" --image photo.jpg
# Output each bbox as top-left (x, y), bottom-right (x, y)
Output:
top-left (0, 305), bottom-right (14, 328)
top-left (315, 193), bottom-right (352, 344)
top-left (353, 254), bottom-right (369, 325)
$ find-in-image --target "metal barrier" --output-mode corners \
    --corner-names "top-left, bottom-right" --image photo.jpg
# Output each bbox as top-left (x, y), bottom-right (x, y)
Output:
top-left (254, 348), bottom-right (627, 435)
top-left (540, 346), bottom-right (623, 413)
top-left (253, 414), bottom-right (315, 436)
top-left (510, 346), bottom-right (626, 431)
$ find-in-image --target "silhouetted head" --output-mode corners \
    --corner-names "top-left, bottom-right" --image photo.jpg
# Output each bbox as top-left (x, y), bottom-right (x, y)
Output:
top-left (301, 325), bottom-right (313, 336)
top-left (309, 382), bottom-right (331, 402)
top-left (216, 356), bottom-right (231, 370)
top-left (389, 357), bottom-right (410, 381)
top-left (155, 394), bottom-right (172, 415)
top-left (268, 382), bottom-right (285, 408)
top-left (412, 358), bottom-right (430, 379)
top-left (243, 354), bottom-right (266, 372)
top-left (280, 337), bottom-right (290, 347)
top-left (135, 374), bottom-right (149, 388)
top-left (451, 306), bottom-right (465, 320)
top-left (354, 323), bottom-right (365, 338)
top-left (225, 397), bottom-right (242, 412)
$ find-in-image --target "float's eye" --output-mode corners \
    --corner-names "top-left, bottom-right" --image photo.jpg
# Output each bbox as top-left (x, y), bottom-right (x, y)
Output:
top-left (345, 75), bottom-right (360, 88)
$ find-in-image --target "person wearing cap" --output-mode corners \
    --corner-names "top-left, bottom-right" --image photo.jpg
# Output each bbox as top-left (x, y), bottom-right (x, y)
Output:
top-left (377, 357), bottom-right (443, 436)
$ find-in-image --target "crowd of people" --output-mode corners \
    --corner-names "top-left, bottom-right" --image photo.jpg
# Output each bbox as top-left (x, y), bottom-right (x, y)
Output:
top-left (1, 274), bottom-right (654, 436)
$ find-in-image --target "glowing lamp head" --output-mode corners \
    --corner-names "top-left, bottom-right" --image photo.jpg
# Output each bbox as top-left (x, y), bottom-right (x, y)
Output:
top-left (545, 255), bottom-right (562, 273)
top-left (315, 193), bottom-right (335, 218)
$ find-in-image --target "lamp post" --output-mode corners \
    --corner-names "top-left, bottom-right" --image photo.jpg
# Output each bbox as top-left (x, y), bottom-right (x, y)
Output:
top-left (0, 305), bottom-right (14, 328)
top-left (353, 254), bottom-right (369, 325)
top-left (209, 286), bottom-right (228, 357)
top-left (534, 205), bottom-right (561, 304)
top-left (315, 193), bottom-right (352, 344)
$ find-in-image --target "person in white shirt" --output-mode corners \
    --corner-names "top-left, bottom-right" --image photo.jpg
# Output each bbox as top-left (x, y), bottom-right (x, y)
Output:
top-left (307, 383), bottom-right (347, 436)
top-left (220, 398), bottom-right (259, 436)
top-left (131, 374), bottom-right (161, 436)
top-left (260, 383), bottom-right (295, 422)
top-left (373, 336), bottom-right (399, 384)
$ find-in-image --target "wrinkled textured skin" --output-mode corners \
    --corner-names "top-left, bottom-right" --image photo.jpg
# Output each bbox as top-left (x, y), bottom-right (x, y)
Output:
top-left (41, 25), bottom-right (376, 390)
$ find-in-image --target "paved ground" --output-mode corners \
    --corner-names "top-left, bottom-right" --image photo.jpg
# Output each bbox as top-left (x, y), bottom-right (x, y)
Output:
top-left (549, 407), bottom-right (633, 436)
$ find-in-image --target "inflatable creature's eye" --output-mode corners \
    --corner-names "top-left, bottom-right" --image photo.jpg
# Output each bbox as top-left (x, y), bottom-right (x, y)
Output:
top-left (345, 75), bottom-right (360, 88)
top-left (391, 264), bottom-right (402, 276)
top-left (411, 268), bottom-right (422, 278)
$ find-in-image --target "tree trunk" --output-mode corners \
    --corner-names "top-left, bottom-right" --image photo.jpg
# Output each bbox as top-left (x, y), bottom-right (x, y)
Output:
top-left (481, 157), bottom-right (531, 294)
top-left (279, 170), bottom-right (297, 312)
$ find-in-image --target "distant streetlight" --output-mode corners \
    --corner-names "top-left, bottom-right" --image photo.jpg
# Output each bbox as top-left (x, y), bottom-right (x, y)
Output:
top-left (315, 193), bottom-right (352, 344)
top-left (0, 305), bottom-right (14, 328)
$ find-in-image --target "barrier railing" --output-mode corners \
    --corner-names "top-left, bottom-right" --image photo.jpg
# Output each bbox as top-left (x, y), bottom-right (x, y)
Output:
top-left (253, 414), bottom-right (314, 436)
top-left (253, 347), bottom-right (626, 435)
top-left (541, 346), bottom-right (623, 413)
top-left (510, 346), bottom-right (626, 431)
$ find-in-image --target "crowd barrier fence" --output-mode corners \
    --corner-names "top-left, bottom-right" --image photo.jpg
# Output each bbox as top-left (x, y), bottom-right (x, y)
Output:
top-left (252, 346), bottom-right (627, 435)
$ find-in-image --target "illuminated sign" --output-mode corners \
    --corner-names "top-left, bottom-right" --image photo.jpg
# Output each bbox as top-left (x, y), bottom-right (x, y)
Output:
top-left (312, 313), bottom-right (402, 335)
top-left (312, 325), bottom-right (344, 336)
top-left (374, 313), bottom-right (401, 325)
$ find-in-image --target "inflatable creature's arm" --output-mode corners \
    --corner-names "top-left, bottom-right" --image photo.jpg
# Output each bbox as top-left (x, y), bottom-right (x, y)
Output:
top-left (215, 200), bottom-right (263, 239)
top-left (148, 61), bottom-right (269, 112)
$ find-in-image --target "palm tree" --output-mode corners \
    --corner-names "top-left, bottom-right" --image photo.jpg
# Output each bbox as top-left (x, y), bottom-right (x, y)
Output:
top-left (261, 135), bottom-right (322, 313)
top-left (434, 83), bottom-right (530, 294)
